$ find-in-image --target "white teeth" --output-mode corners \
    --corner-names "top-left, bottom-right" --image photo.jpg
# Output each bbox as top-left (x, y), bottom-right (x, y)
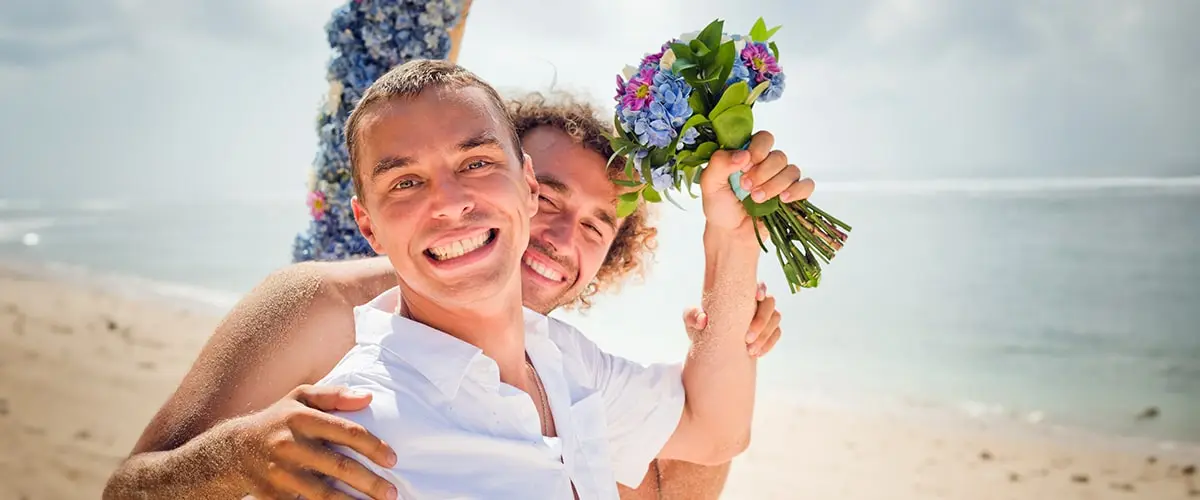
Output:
top-left (523, 255), bottom-right (563, 282)
top-left (429, 232), bottom-right (490, 260)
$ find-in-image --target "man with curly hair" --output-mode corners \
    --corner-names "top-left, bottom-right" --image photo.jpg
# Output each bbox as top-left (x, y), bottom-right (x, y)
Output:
top-left (105, 62), bottom-right (813, 499)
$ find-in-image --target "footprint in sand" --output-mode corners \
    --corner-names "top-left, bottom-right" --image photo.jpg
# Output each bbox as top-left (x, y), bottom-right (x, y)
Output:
top-left (1109, 481), bottom-right (1135, 492)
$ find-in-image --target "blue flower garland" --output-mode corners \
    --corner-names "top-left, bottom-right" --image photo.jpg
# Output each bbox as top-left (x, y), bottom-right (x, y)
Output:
top-left (292, 0), bottom-right (465, 262)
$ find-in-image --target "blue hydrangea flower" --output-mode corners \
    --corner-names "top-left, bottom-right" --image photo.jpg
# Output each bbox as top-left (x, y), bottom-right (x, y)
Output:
top-left (293, 0), bottom-right (466, 263)
top-left (650, 166), bottom-right (673, 192)
top-left (652, 71), bottom-right (692, 131)
top-left (759, 72), bottom-right (787, 103)
top-left (617, 68), bottom-right (695, 150)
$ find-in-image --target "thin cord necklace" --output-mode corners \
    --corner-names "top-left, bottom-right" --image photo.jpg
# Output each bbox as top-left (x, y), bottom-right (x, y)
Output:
top-left (525, 357), bottom-right (551, 436)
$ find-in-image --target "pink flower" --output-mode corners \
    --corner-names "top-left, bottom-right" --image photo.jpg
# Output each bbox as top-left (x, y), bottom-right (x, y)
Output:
top-left (741, 43), bottom-right (781, 83)
top-left (641, 52), bottom-right (662, 69)
top-left (620, 67), bottom-right (657, 112)
top-left (307, 190), bottom-right (327, 220)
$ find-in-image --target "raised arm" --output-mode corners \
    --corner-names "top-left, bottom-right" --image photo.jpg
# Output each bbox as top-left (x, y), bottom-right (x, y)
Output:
top-left (659, 131), bottom-right (813, 465)
top-left (102, 257), bottom-right (400, 499)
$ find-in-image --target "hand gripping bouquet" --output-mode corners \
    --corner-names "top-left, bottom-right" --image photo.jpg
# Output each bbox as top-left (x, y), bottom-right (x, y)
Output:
top-left (609, 18), bottom-right (851, 292)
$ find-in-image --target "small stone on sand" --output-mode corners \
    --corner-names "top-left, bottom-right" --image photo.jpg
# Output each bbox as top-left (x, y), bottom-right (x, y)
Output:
top-left (106, 319), bottom-right (118, 331)
top-left (980, 450), bottom-right (993, 461)
top-left (1071, 473), bottom-right (1090, 483)
top-left (0, 398), bottom-right (8, 416)
top-left (1147, 456), bottom-right (1157, 465)
top-left (74, 429), bottom-right (91, 440)
top-left (1183, 464), bottom-right (1196, 476)
top-left (1008, 472), bottom-right (1020, 482)
top-left (1136, 406), bottom-right (1160, 420)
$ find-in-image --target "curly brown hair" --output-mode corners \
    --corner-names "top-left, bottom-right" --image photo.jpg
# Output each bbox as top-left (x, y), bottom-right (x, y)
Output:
top-left (507, 92), bottom-right (659, 310)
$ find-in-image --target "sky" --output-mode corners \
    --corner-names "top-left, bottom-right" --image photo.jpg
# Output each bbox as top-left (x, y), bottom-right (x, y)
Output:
top-left (0, 0), bottom-right (1197, 202)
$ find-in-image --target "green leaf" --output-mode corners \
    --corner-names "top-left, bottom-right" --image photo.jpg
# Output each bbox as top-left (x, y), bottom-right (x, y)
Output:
top-left (742, 197), bottom-right (781, 217)
top-left (682, 166), bottom-right (699, 197)
top-left (697, 19), bottom-right (724, 52)
top-left (709, 81), bottom-right (750, 119)
top-left (711, 104), bottom-right (754, 149)
top-left (692, 141), bottom-right (719, 162)
top-left (663, 188), bottom-right (687, 210)
top-left (670, 43), bottom-right (695, 61)
top-left (648, 147), bottom-right (671, 168)
top-left (613, 115), bottom-right (630, 141)
top-left (749, 18), bottom-right (768, 42)
top-left (690, 40), bottom-right (710, 58)
top-left (641, 187), bottom-right (662, 203)
top-left (671, 60), bottom-right (698, 73)
top-left (617, 190), bottom-right (641, 218)
top-left (612, 178), bottom-right (643, 188)
top-left (713, 41), bottom-right (737, 94)
top-left (681, 67), bottom-right (704, 89)
top-left (769, 41), bottom-right (780, 60)
top-left (764, 25), bottom-right (782, 40)
top-left (607, 144), bottom-right (629, 169)
top-left (688, 91), bottom-right (709, 117)
top-left (745, 80), bottom-right (771, 105)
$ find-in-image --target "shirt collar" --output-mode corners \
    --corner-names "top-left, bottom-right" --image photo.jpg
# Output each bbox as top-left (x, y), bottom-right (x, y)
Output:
top-left (353, 287), bottom-right (554, 399)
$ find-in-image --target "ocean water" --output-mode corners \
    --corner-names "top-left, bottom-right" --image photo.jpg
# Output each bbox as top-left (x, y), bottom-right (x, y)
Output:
top-left (2, 178), bottom-right (1199, 446)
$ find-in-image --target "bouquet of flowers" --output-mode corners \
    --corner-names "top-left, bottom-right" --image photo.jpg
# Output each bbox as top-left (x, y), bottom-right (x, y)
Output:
top-left (292, 0), bottom-right (467, 262)
top-left (609, 18), bottom-right (851, 292)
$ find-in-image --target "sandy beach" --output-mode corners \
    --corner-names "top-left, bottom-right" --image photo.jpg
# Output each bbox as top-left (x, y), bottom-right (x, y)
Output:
top-left (1, 266), bottom-right (1197, 499)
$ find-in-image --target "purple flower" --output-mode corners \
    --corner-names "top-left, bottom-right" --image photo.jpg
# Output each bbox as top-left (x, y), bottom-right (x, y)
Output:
top-left (641, 52), bottom-right (663, 69)
top-left (741, 42), bottom-right (782, 83)
top-left (619, 67), bottom-right (657, 112)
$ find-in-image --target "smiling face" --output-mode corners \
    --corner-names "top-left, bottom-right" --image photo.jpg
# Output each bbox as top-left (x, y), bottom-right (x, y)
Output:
top-left (351, 85), bottom-right (538, 310)
top-left (518, 126), bottom-right (622, 314)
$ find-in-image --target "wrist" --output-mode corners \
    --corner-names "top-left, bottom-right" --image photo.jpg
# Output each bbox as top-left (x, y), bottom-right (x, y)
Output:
top-left (206, 417), bottom-right (254, 491)
top-left (703, 223), bottom-right (761, 253)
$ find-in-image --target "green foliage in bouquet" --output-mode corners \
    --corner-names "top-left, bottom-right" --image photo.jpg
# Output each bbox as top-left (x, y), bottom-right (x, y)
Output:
top-left (608, 18), bottom-right (852, 292)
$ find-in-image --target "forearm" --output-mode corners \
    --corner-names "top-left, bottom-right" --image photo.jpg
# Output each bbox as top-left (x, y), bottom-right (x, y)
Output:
top-left (104, 418), bottom-right (247, 499)
top-left (680, 224), bottom-right (761, 457)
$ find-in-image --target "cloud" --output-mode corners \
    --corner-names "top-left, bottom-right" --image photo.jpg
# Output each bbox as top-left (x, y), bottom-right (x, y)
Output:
top-left (0, 0), bottom-right (134, 66)
top-left (0, 0), bottom-right (341, 68)
top-left (0, 0), bottom-right (1197, 204)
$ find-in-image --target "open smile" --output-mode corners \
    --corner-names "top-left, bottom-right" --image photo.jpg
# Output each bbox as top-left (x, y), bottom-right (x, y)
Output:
top-left (521, 250), bottom-right (569, 284)
top-left (424, 228), bottom-right (499, 268)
